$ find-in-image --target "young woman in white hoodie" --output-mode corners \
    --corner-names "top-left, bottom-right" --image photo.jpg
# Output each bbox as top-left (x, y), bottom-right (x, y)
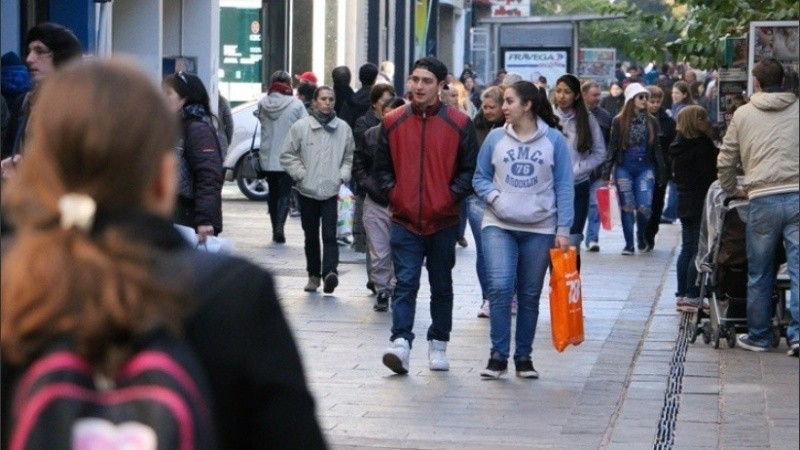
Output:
top-left (552, 74), bottom-right (606, 269)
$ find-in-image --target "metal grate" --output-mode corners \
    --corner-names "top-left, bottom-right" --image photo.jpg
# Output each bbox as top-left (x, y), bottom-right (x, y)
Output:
top-left (653, 313), bottom-right (692, 449)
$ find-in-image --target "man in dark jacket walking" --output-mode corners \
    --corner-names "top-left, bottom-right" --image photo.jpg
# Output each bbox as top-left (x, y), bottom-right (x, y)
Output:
top-left (373, 57), bottom-right (478, 374)
top-left (341, 63), bottom-right (378, 128)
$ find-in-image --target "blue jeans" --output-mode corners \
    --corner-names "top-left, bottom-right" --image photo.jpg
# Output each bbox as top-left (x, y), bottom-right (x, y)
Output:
top-left (482, 226), bottom-right (552, 360)
top-left (661, 181), bottom-right (678, 222)
top-left (677, 215), bottom-right (701, 298)
top-left (584, 179), bottom-right (603, 245)
top-left (569, 179), bottom-right (591, 248)
top-left (615, 160), bottom-right (655, 249)
top-left (746, 193), bottom-right (799, 347)
top-left (466, 195), bottom-right (488, 299)
top-left (389, 224), bottom-right (458, 346)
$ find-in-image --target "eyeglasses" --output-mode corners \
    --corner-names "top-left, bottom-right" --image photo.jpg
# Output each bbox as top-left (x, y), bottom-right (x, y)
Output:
top-left (28, 45), bottom-right (53, 58)
top-left (408, 75), bottom-right (437, 86)
top-left (635, 94), bottom-right (648, 100)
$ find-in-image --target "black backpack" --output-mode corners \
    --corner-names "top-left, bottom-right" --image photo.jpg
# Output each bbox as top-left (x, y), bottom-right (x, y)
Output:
top-left (7, 329), bottom-right (217, 450)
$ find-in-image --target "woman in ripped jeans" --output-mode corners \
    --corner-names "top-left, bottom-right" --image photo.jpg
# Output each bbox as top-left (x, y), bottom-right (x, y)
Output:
top-left (602, 83), bottom-right (666, 255)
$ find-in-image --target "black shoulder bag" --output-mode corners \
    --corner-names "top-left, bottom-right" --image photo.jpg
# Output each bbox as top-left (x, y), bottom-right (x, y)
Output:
top-left (238, 105), bottom-right (263, 179)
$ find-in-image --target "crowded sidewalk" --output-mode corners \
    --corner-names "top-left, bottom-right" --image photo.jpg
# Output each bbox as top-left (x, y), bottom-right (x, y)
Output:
top-left (223, 184), bottom-right (799, 449)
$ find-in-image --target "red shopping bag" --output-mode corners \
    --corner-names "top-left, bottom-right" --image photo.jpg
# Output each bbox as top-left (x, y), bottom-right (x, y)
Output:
top-left (595, 184), bottom-right (617, 231)
top-left (549, 247), bottom-right (584, 352)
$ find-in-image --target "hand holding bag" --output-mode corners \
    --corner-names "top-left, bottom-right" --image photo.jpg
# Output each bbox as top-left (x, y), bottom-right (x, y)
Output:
top-left (549, 247), bottom-right (584, 352)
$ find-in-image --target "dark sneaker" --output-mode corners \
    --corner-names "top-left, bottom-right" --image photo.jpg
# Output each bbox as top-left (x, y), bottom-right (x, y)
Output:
top-left (621, 247), bottom-right (635, 256)
top-left (586, 241), bottom-right (600, 252)
top-left (787, 341), bottom-right (799, 357)
top-left (323, 272), bottom-right (339, 294)
top-left (514, 357), bottom-right (539, 379)
top-left (737, 334), bottom-right (769, 352)
top-left (272, 232), bottom-right (286, 244)
top-left (480, 353), bottom-right (508, 379)
top-left (374, 291), bottom-right (390, 312)
top-left (637, 238), bottom-right (647, 252)
top-left (366, 281), bottom-right (376, 295)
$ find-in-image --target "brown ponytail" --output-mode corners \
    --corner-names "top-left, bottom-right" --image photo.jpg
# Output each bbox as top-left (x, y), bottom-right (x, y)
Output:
top-left (1, 59), bottom-right (185, 374)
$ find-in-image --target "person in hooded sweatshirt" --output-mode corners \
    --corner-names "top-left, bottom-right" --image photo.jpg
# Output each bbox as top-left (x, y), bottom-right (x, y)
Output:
top-left (255, 70), bottom-right (308, 243)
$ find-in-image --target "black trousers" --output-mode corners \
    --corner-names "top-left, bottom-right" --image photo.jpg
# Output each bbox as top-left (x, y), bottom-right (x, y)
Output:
top-left (298, 194), bottom-right (338, 278)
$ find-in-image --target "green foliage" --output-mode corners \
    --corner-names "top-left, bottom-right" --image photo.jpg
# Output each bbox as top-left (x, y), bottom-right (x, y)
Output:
top-left (606, 0), bottom-right (800, 67)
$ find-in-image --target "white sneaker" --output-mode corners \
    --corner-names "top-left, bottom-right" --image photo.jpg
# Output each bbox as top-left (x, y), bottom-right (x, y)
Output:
top-left (382, 338), bottom-right (410, 374)
top-left (428, 339), bottom-right (450, 371)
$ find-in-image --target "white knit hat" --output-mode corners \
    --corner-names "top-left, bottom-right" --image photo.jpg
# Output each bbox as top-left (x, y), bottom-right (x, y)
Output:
top-left (624, 83), bottom-right (649, 104)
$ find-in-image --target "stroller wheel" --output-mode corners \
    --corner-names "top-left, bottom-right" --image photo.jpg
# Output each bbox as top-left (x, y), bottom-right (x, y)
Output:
top-left (712, 329), bottom-right (721, 349)
top-left (726, 332), bottom-right (737, 349)
top-left (702, 322), bottom-right (712, 345)
top-left (689, 323), bottom-right (699, 344)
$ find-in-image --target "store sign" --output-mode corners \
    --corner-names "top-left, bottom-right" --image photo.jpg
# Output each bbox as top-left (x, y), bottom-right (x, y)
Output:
top-left (219, 6), bottom-right (263, 104)
top-left (504, 49), bottom-right (568, 86)
top-left (578, 48), bottom-right (616, 85)
top-left (491, 0), bottom-right (530, 18)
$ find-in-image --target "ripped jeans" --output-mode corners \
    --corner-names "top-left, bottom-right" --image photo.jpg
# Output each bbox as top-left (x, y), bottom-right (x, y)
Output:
top-left (615, 159), bottom-right (655, 250)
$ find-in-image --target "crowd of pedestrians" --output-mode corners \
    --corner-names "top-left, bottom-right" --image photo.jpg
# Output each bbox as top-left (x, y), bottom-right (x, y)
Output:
top-left (0, 20), bottom-right (797, 450)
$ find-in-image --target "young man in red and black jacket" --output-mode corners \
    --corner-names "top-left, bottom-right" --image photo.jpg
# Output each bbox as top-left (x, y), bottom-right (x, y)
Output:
top-left (373, 57), bottom-right (478, 374)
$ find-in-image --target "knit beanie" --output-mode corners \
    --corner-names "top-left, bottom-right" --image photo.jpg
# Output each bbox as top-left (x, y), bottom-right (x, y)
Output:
top-left (25, 22), bottom-right (83, 67)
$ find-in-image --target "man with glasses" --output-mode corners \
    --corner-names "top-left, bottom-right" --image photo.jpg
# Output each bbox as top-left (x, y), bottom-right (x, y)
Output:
top-left (373, 57), bottom-right (478, 374)
top-left (2, 22), bottom-right (82, 172)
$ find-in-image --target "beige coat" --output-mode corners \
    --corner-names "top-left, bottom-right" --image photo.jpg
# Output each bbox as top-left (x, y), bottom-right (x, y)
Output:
top-left (281, 115), bottom-right (354, 200)
top-left (718, 91), bottom-right (799, 199)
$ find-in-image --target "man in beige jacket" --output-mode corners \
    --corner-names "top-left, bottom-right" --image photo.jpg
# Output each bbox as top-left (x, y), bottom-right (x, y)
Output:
top-left (282, 86), bottom-right (355, 294)
top-left (717, 57), bottom-right (799, 356)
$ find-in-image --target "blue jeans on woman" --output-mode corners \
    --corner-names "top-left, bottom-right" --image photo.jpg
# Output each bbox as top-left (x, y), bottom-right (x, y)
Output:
top-left (584, 178), bottom-right (603, 246)
top-left (482, 226), bottom-right (552, 360)
top-left (466, 195), bottom-right (488, 299)
top-left (615, 159), bottom-right (655, 250)
top-left (677, 215), bottom-right (701, 298)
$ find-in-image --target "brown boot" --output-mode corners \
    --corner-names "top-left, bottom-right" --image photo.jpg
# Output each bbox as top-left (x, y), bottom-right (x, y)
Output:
top-left (304, 276), bottom-right (321, 292)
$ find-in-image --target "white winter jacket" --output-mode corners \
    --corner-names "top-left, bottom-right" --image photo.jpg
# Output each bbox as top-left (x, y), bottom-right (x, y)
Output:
top-left (256, 93), bottom-right (308, 172)
top-left (281, 115), bottom-right (354, 200)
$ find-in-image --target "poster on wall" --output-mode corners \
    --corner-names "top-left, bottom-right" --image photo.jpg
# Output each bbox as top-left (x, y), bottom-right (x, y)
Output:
top-left (415, 0), bottom-right (439, 60)
top-left (578, 48), bottom-right (616, 86)
top-left (748, 20), bottom-right (799, 95)
top-left (503, 48), bottom-right (569, 89)
top-left (717, 67), bottom-right (748, 125)
top-left (219, 2), bottom-right (263, 105)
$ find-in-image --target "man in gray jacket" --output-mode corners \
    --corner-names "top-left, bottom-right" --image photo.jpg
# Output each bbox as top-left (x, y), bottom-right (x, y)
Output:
top-left (281, 86), bottom-right (354, 294)
top-left (256, 70), bottom-right (308, 243)
top-left (717, 57), bottom-right (799, 356)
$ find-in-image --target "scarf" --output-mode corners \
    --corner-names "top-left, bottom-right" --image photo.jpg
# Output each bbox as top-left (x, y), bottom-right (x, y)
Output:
top-left (310, 107), bottom-right (337, 133)
top-left (268, 81), bottom-right (293, 96)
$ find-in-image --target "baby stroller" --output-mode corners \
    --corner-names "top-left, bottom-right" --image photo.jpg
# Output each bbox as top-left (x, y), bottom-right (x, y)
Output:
top-left (689, 181), bottom-right (789, 349)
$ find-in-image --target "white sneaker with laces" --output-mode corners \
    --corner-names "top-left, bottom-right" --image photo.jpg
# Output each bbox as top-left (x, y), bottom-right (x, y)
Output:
top-left (382, 338), bottom-right (410, 374)
top-left (428, 339), bottom-right (450, 371)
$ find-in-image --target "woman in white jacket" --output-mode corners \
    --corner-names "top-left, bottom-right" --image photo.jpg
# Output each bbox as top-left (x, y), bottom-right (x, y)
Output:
top-left (552, 74), bottom-right (606, 269)
top-left (281, 86), bottom-right (354, 294)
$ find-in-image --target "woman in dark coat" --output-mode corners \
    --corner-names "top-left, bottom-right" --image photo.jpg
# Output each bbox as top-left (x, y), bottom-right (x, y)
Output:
top-left (163, 71), bottom-right (224, 243)
top-left (669, 105), bottom-right (718, 312)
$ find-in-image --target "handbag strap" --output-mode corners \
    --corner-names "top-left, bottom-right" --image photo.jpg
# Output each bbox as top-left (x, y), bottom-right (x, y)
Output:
top-left (250, 105), bottom-right (261, 152)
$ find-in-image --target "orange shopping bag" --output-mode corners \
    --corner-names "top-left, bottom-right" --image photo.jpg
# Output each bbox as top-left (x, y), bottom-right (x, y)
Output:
top-left (549, 247), bottom-right (584, 352)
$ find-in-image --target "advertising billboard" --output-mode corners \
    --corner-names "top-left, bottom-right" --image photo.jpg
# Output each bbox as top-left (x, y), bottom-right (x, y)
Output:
top-left (503, 48), bottom-right (570, 88)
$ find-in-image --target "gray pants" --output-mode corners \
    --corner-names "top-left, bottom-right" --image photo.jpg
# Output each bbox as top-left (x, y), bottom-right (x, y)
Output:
top-left (362, 196), bottom-right (395, 293)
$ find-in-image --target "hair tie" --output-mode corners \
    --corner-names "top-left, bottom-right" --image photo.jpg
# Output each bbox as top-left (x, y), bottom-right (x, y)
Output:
top-left (58, 193), bottom-right (97, 232)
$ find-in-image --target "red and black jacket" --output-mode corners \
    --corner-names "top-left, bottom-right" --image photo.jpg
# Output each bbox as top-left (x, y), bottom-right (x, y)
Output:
top-left (373, 100), bottom-right (478, 236)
